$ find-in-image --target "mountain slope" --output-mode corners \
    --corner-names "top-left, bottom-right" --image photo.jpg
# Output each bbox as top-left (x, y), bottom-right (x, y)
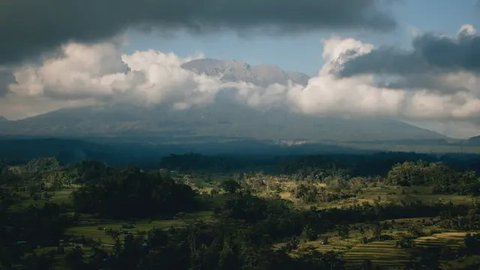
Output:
top-left (0, 102), bottom-right (445, 143)
top-left (470, 135), bottom-right (480, 141)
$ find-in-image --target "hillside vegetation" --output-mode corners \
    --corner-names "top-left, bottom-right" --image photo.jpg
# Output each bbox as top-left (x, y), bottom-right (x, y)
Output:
top-left (1, 154), bottom-right (480, 269)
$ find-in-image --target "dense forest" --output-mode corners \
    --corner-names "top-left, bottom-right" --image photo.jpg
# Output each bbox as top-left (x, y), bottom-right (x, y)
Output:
top-left (1, 153), bottom-right (480, 269)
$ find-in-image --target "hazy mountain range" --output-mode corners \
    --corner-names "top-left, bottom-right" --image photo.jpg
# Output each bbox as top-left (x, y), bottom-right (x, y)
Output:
top-left (0, 58), bottom-right (448, 144)
top-left (0, 102), bottom-right (444, 142)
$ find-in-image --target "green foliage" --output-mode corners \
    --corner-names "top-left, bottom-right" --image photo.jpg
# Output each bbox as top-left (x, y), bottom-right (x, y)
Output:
top-left (6, 203), bottom-right (71, 245)
top-left (0, 202), bottom-right (71, 268)
top-left (23, 157), bottom-right (61, 174)
top-left (0, 166), bottom-right (21, 185)
top-left (388, 161), bottom-right (445, 186)
top-left (70, 160), bottom-right (109, 184)
top-left (464, 233), bottom-right (480, 255)
top-left (294, 183), bottom-right (319, 203)
top-left (220, 180), bottom-right (241, 194)
top-left (302, 224), bottom-right (318, 241)
top-left (337, 225), bottom-right (350, 239)
top-left (2, 156), bottom-right (480, 269)
top-left (73, 167), bottom-right (197, 218)
top-left (62, 221), bottom-right (345, 270)
top-left (387, 161), bottom-right (479, 194)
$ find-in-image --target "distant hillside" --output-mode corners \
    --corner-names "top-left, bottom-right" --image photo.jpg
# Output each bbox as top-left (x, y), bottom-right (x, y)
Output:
top-left (0, 137), bottom-right (478, 172)
top-left (0, 102), bottom-right (446, 143)
top-left (0, 137), bottom-right (363, 165)
top-left (470, 135), bottom-right (480, 141)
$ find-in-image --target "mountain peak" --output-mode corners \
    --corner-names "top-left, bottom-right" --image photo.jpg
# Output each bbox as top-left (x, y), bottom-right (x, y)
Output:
top-left (182, 58), bottom-right (309, 86)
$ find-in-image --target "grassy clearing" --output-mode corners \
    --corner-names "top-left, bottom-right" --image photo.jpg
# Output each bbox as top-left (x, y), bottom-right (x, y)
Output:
top-left (50, 189), bottom-right (75, 205)
top-left (8, 188), bottom-right (75, 212)
top-left (66, 211), bottom-right (215, 245)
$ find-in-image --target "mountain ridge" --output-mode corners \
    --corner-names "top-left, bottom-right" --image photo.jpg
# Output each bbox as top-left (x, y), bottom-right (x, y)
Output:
top-left (182, 58), bottom-right (310, 86)
top-left (469, 135), bottom-right (480, 142)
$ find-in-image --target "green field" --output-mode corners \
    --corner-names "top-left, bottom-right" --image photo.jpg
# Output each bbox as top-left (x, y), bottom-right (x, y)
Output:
top-left (66, 211), bottom-right (215, 245)
top-left (44, 180), bottom-right (476, 270)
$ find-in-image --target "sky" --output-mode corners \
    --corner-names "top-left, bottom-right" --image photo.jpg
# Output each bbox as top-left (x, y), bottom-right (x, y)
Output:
top-left (0, 0), bottom-right (479, 138)
top-left (125, 0), bottom-right (480, 75)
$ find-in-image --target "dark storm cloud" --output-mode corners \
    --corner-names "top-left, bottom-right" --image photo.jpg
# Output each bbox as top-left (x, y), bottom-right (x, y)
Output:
top-left (0, 0), bottom-right (396, 64)
top-left (339, 30), bottom-right (480, 77)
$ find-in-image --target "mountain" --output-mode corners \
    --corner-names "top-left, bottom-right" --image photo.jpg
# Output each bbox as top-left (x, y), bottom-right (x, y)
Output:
top-left (468, 135), bottom-right (480, 146)
top-left (0, 116), bottom-right (7, 122)
top-left (0, 102), bottom-right (445, 143)
top-left (470, 135), bottom-right (480, 141)
top-left (0, 59), bottom-right (447, 147)
top-left (182, 58), bottom-right (310, 86)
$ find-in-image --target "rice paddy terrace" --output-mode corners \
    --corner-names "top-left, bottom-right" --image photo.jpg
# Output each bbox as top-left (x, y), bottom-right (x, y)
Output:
top-left (291, 230), bottom-right (478, 269)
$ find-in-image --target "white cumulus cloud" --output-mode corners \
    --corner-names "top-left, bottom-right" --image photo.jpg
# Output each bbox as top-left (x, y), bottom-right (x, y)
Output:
top-left (1, 31), bottom-right (479, 137)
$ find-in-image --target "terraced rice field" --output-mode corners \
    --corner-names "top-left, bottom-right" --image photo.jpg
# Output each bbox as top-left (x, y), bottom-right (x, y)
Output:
top-left (343, 240), bottom-right (411, 269)
top-left (414, 231), bottom-right (472, 250)
top-left (304, 230), bottom-right (478, 269)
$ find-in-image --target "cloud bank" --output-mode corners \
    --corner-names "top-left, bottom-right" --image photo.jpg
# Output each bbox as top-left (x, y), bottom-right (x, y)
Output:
top-left (1, 26), bottom-right (480, 137)
top-left (339, 24), bottom-right (480, 77)
top-left (0, 0), bottom-right (395, 64)
top-left (6, 43), bottom-right (224, 113)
